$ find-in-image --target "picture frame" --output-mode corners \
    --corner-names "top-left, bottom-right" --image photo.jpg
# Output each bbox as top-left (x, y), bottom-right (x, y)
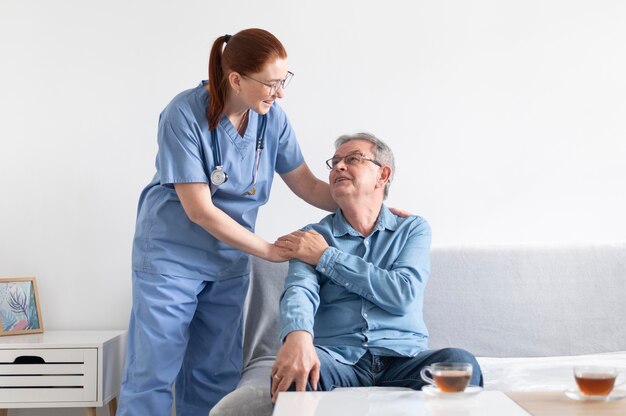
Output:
top-left (0, 277), bottom-right (44, 336)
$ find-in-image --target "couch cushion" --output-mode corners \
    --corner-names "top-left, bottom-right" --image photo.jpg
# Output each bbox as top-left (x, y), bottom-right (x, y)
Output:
top-left (425, 243), bottom-right (626, 357)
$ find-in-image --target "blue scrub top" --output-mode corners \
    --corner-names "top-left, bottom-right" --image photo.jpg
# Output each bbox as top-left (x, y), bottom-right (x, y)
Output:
top-left (132, 82), bottom-right (304, 280)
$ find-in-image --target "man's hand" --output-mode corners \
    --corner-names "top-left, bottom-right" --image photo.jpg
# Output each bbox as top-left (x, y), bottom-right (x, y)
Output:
top-left (275, 230), bottom-right (329, 266)
top-left (271, 331), bottom-right (320, 403)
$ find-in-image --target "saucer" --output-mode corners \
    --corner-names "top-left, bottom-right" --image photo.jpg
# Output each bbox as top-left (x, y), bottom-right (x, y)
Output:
top-left (564, 388), bottom-right (626, 402)
top-left (422, 385), bottom-right (483, 398)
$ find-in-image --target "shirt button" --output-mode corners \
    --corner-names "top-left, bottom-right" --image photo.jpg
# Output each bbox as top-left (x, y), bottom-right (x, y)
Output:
top-left (363, 313), bottom-right (368, 318)
top-left (320, 268), bottom-right (326, 273)
top-left (364, 240), bottom-right (369, 246)
top-left (345, 283), bottom-right (350, 287)
top-left (363, 343), bottom-right (369, 347)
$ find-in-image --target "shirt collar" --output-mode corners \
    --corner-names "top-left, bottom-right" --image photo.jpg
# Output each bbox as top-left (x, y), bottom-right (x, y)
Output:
top-left (332, 204), bottom-right (399, 237)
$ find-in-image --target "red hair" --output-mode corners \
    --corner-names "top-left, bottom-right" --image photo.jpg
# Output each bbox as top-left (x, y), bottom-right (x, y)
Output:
top-left (207, 28), bottom-right (287, 130)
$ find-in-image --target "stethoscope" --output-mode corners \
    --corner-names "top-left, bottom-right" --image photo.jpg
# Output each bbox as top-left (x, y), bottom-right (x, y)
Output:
top-left (210, 113), bottom-right (268, 196)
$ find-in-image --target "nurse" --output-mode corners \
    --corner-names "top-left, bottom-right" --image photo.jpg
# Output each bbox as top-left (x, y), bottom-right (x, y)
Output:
top-left (116, 28), bottom-right (337, 416)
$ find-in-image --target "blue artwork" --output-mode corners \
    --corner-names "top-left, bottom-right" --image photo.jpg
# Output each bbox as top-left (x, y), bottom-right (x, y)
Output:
top-left (0, 280), bottom-right (41, 332)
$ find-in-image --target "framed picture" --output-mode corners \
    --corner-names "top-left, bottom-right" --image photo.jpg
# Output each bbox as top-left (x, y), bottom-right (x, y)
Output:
top-left (0, 277), bottom-right (44, 336)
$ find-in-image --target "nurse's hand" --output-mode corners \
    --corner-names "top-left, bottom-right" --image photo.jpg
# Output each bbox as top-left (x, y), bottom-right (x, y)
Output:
top-left (275, 230), bottom-right (328, 266)
top-left (271, 331), bottom-right (320, 403)
top-left (389, 207), bottom-right (412, 217)
top-left (264, 243), bottom-right (292, 263)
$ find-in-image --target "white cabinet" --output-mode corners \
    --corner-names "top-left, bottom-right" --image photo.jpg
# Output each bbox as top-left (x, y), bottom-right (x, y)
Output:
top-left (0, 331), bottom-right (126, 416)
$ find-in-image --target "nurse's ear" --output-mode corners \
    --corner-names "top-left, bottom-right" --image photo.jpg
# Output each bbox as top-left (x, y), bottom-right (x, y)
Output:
top-left (227, 72), bottom-right (243, 94)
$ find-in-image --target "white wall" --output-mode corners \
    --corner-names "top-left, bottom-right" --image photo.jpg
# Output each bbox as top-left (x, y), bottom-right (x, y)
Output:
top-left (1, 0), bottom-right (625, 414)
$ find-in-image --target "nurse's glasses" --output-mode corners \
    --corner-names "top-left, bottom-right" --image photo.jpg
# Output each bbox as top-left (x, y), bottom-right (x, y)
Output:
top-left (242, 71), bottom-right (294, 96)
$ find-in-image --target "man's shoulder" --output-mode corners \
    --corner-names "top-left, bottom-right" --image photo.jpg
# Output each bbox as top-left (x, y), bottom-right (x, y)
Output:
top-left (383, 206), bottom-right (430, 233)
top-left (402, 214), bottom-right (430, 228)
top-left (400, 215), bottom-right (431, 237)
top-left (301, 212), bottom-right (335, 233)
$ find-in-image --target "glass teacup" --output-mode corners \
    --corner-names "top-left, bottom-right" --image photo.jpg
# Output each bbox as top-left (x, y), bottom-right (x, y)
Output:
top-left (574, 366), bottom-right (618, 397)
top-left (420, 362), bottom-right (473, 393)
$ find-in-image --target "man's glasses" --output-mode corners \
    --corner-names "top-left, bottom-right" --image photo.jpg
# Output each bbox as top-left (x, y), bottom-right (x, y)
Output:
top-left (325, 152), bottom-right (383, 170)
top-left (242, 71), bottom-right (294, 96)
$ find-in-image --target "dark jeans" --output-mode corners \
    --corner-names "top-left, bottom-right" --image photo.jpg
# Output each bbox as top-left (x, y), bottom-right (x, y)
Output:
top-left (284, 347), bottom-right (483, 392)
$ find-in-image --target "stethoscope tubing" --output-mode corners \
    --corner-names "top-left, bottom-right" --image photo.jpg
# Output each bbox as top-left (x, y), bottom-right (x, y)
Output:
top-left (210, 113), bottom-right (267, 187)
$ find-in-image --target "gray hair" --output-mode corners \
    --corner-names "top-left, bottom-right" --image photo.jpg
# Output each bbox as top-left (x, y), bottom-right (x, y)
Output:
top-left (334, 132), bottom-right (395, 199)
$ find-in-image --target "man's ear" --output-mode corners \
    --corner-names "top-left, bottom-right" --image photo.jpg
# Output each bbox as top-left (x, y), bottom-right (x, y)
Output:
top-left (376, 166), bottom-right (392, 188)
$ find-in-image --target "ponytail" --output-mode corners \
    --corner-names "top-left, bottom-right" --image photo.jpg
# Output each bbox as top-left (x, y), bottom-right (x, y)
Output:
top-left (207, 36), bottom-right (229, 130)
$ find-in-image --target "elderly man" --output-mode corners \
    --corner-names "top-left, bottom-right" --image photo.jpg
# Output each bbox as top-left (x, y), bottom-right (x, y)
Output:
top-left (271, 132), bottom-right (482, 401)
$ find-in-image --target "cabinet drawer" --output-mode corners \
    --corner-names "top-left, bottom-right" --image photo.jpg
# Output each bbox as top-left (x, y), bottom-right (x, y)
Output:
top-left (0, 348), bottom-right (97, 403)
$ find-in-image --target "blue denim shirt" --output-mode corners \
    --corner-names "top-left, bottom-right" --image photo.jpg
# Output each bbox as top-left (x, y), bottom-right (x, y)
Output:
top-left (279, 205), bottom-right (432, 364)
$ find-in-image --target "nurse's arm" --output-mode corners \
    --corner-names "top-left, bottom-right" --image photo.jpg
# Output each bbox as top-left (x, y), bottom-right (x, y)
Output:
top-left (281, 162), bottom-right (337, 212)
top-left (174, 182), bottom-right (287, 262)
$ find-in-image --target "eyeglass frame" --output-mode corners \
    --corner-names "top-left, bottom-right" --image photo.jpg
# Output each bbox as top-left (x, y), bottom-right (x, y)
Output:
top-left (241, 71), bottom-right (294, 95)
top-left (325, 151), bottom-right (383, 170)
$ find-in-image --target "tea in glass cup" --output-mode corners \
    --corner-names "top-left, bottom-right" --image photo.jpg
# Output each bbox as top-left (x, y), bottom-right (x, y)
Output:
top-left (420, 362), bottom-right (473, 393)
top-left (574, 366), bottom-right (617, 396)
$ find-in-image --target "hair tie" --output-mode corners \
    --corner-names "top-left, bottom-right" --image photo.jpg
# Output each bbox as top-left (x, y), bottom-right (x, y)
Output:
top-left (224, 34), bottom-right (232, 43)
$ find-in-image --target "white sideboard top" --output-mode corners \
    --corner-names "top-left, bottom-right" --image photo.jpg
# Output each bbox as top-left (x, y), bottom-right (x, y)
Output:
top-left (0, 330), bottom-right (127, 349)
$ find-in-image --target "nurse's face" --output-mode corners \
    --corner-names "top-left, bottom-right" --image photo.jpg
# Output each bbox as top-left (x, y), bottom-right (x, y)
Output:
top-left (239, 58), bottom-right (290, 115)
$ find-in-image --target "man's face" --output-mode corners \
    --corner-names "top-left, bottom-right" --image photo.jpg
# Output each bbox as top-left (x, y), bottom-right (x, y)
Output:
top-left (328, 140), bottom-right (383, 203)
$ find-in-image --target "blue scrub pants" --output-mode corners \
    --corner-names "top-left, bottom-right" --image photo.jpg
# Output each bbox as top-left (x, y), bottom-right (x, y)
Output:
top-left (117, 271), bottom-right (249, 416)
top-left (284, 347), bottom-right (483, 391)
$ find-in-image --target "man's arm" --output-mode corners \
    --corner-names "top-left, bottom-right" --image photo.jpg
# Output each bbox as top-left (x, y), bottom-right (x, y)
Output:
top-left (277, 219), bottom-right (432, 315)
top-left (271, 260), bottom-right (322, 403)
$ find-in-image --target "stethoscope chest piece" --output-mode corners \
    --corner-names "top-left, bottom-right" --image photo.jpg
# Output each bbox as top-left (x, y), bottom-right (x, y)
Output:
top-left (209, 113), bottom-right (267, 190)
top-left (210, 166), bottom-right (228, 186)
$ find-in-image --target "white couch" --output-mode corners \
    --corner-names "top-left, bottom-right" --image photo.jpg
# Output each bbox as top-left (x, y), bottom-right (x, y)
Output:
top-left (210, 243), bottom-right (626, 416)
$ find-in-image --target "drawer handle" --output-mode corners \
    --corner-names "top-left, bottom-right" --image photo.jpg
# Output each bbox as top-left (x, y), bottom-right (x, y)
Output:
top-left (13, 356), bottom-right (46, 364)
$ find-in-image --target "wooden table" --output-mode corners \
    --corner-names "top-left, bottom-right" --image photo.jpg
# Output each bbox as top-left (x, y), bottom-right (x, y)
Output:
top-left (507, 392), bottom-right (626, 416)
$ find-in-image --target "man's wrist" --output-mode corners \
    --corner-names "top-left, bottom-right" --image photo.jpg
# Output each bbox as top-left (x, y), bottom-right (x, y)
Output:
top-left (286, 330), bottom-right (313, 343)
